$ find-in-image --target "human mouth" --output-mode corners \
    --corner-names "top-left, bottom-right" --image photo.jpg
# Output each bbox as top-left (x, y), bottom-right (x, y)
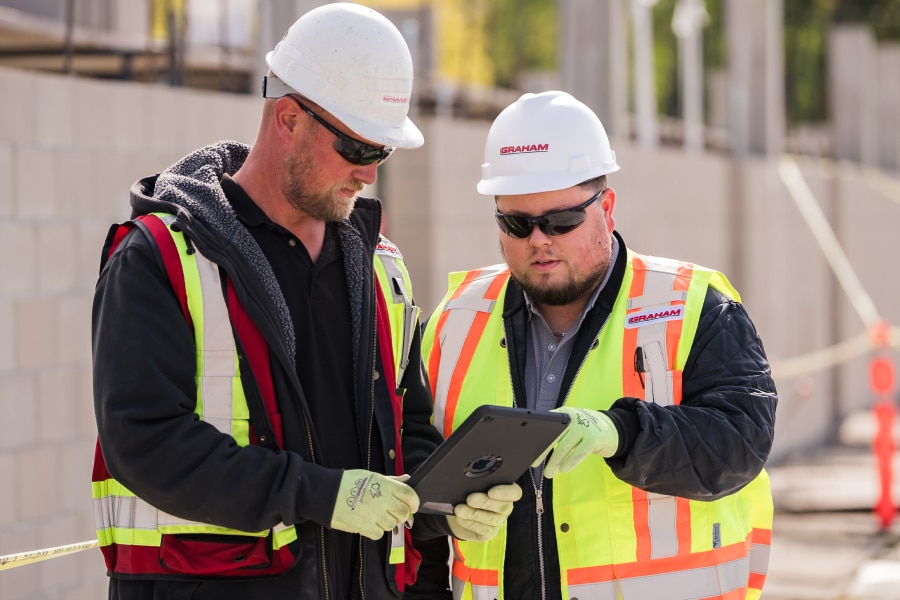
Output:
top-left (532, 258), bottom-right (560, 271)
top-left (338, 185), bottom-right (362, 198)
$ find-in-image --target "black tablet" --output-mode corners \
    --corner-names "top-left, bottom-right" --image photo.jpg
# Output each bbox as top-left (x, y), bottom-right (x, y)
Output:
top-left (409, 405), bottom-right (571, 515)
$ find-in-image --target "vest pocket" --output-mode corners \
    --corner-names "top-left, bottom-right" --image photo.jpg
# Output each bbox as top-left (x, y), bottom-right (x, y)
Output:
top-left (159, 533), bottom-right (272, 575)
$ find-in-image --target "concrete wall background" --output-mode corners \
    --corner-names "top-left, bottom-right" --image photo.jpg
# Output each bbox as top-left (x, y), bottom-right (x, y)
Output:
top-left (0, 66), bottom-right (260, 600)
top-left (385, 130), bottom-right (900, 462)
top-left (2, 65), bottom-right (900, 597)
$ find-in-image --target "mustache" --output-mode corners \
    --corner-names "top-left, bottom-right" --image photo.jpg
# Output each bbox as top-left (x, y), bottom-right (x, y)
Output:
top-left (345, 180), bottom-right (365, 193)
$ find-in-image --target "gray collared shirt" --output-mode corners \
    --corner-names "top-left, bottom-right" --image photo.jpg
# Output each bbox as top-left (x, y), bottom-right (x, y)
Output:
top-left (522, 236), bottom-right (620, 413)
top-left (522, 237), bottom-right (618, 483)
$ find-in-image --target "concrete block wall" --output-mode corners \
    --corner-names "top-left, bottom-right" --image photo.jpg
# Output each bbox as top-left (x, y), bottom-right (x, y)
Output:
top-left (0, 66), bottom-right (258, 599)
top-left (389, 115), bottom-right (900, 467)
top-left (829, 26), bottom-right (880, 166)
top-left (2, 62), bottom-right (900, 596)
top-left (381, 116), bottom-right (501, 315)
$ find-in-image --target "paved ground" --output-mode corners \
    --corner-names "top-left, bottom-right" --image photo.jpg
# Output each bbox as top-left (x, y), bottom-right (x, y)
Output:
top-left (766, 420), bottom-right (900, 599)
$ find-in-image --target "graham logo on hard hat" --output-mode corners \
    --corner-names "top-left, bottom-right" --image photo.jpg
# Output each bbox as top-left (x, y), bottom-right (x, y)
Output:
top-left (500, 144), bottom-right (549, 155)
top-left (477, 91), bottom-right (620, 196)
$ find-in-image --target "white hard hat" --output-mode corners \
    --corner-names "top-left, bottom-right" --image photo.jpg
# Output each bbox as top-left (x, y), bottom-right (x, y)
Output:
top-left (266, 3), bottom-right (423, 149)
top-left (477, 91), bottom-right (620, 196)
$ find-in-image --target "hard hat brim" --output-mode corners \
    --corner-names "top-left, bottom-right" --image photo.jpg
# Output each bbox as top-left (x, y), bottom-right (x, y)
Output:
top-left (477, 165), bottom-right (620, 196)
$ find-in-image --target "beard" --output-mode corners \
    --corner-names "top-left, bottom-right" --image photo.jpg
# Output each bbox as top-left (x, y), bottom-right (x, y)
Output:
top-left (503, 244), bottom-right (612, 307)
top-left (281, 150), bottom-right (362, 222)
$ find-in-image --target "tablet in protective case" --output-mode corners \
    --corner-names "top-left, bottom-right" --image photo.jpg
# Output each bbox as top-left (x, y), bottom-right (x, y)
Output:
top-left (409, 405), bottom-right (571, 515)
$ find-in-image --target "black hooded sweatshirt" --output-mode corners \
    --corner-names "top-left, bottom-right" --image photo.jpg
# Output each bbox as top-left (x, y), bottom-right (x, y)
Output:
top-left (93, 141), bottom-right (444, 600)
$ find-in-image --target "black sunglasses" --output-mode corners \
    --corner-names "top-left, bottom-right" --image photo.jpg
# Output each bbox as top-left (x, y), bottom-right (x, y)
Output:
top-left (495, 188), bottom-right (606, 239)
top-left (288, 97), bottom-right (395, 166)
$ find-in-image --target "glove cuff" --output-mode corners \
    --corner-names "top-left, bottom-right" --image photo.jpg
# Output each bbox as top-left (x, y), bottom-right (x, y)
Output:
top-left (595, 410), bottom-right (619, 458)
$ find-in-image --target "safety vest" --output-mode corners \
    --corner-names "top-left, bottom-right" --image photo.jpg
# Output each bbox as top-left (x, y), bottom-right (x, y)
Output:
top-left (422, 252), bottom-right (773, 600)
top-left (92, 213), bottom-right (419, 583)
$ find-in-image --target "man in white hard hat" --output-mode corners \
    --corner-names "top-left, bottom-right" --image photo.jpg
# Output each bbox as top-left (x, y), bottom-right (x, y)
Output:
top-left (408, 91), bottom-right (777, 600)
top-left (91, 4), bottom-right (516, 599)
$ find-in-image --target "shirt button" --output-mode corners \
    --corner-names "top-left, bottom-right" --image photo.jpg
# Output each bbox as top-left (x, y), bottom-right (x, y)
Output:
top-left (288, 238), bottom-right (297, 247)
top-left (389, 449), bottom-right (396, 460)
top-left (560, 523), bottom-right (570, 532)
top-left (373, 370), bottom-right (380, 381)
top-left (548, 343), bottom-right (556, 351)
top-left (547, 374), bottom-right (556, 384)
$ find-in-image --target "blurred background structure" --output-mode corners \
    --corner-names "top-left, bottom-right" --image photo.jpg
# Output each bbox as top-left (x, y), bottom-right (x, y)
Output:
top-left (1, 1), bottom-right (900, 597)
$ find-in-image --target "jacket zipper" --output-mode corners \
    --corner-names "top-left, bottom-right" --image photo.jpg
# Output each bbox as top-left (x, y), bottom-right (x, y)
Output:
top-left (321, 527), bottom-right (330, 600)
top-left (535, 326), bottom-right (606, 600)
top-left (539, 330), bottom-right (604, 600)
top-left (358, 311), bottom-right (378, 600)
top-left (529, 469), bottom-right (548, 600)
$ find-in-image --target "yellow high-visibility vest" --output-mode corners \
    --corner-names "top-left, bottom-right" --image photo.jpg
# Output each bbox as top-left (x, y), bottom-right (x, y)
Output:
top-left (93, 213), bottom-right (417, 576)
top-left (422, 251), bottom-right (772, 600)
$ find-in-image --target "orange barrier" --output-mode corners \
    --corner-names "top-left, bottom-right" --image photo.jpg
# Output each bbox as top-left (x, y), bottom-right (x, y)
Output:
top-left (870, 322), bottom-right (897, 530)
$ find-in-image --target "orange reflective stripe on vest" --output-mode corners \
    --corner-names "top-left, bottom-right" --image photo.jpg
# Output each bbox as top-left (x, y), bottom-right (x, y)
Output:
top-left (623, 255), bottom-right (695, 566)
top-left (421, 251), bottom-right (772, 600)
top-left (427, 264), bottom-right (510, 437)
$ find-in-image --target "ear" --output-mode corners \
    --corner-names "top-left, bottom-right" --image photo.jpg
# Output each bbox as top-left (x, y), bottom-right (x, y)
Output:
top-left (272, 97), bottom-right (301, 142)
top-left (602, 187), bottom-right (616, 231)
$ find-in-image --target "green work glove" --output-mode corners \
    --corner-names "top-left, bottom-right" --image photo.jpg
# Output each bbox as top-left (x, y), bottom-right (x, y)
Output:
top-left (330, 470), bottom-right (419, 541)
top-left (447, 483), bottom-right (522, 543)
top-left (543, 407), bottom-right (619, 478)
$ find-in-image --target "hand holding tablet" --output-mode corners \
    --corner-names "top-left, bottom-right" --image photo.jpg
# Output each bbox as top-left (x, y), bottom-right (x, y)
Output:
top-left (408, 406), bottom-right (570, 515)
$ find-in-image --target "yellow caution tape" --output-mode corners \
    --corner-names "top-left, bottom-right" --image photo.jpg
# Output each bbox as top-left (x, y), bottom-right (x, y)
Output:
top-left (0, 540), bottom-right (98, 571)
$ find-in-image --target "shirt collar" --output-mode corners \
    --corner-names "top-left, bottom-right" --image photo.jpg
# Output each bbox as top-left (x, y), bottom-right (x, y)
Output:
top-left (220, 173), bottom-right (269, 228)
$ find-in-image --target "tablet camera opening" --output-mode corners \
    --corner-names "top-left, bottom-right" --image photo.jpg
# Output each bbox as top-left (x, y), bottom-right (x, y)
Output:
top-left (464, 454), bottom-right (503, 478)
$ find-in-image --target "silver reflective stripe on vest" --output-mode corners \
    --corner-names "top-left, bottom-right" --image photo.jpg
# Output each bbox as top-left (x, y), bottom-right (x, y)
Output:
top-left (452, 578), bottom-right (464, 600)
top-left (195, 242), bottom-right (239, 437)
top-left (625, 257), bottom-right (686, 406)
top-left (472, 584), bottom-right (499, 600)
top-left (97, 217), bottom-right (278, 537)
top-left (375, 251), bottom-right (419, 386)
top-left (153, 217), bottom-right (242, 530)
top-left (388, 525), bottom-right (404, 565)
top-left (379, 249), bottom-right (408, 306)
top-left (749, 538), bottom-right (770, 575)
top-left (627, 260), bottom-right (688, 560)
top-left (646, 492), bottom-right (679, 559)
top-left (620, 556), bottom-right (749, 599)
top-left (94, 493), bottom-right (161, 532)
top-left (453, 582), bottom-right (499, 600)
top-left (568, 580), bottom-right (620, 600)
top-left (433, 265), bottom-right (506, 433)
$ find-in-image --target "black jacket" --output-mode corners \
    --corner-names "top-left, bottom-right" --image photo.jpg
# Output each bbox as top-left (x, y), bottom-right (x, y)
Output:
top-left (405, 232), bottom-right (778, 600)
top-left (93, 141), bottom-right (443, 600)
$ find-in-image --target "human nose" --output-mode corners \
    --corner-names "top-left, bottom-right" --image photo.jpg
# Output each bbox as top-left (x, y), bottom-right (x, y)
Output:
top-left (352, 162), bottom-right (379, 185)
top-left (527, 224), bottom-right (553, 246)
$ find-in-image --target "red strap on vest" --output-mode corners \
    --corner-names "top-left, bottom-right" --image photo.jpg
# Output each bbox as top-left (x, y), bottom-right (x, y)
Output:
top-left (227, 279), bottom-right (283, 448)
top-left (136, 215), bottom-right (192, 329)
top-left (108, 214), bottom-right (285, 448)
top-left (374, 279), bottom-right (421, 589)
top-left (374, 281), bottom-right (404, 475)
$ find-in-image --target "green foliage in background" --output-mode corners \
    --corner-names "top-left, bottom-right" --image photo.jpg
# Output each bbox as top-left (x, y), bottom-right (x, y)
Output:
top-left (833, 0), bottom-right (900, 39)
top-left (655, 0), bottom-right (900, 124)
top-left (483, 0), bottom-right (558, 88)
top-left (482, 0), bottom-right (900, 126)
